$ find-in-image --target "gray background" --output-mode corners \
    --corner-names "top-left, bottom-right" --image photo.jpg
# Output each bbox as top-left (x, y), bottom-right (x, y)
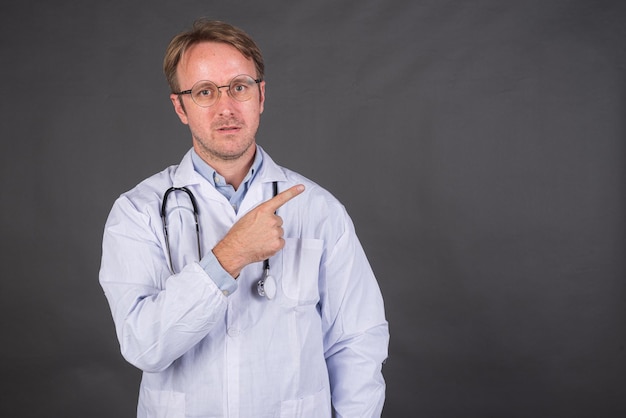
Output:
top-left (1, 0), bottom-right (624, 417)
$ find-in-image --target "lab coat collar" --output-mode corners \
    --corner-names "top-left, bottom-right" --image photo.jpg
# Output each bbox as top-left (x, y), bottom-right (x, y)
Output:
top-left (171, 145), bottom-right (287, 204)
top-left (171, 149), bottom-right (202, 188)
top-left (255, 145), bottom-right (288, 184)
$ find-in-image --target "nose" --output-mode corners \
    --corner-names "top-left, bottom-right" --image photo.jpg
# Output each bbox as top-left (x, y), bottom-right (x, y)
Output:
top-left (215, 87), bottom-right (237, 115)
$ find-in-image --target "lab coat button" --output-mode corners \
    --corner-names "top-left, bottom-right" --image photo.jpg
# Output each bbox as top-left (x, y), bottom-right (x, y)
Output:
top-left (222, 290), bottom-right (229, 296)
top-left (227, 328), bottom-right (240, 337)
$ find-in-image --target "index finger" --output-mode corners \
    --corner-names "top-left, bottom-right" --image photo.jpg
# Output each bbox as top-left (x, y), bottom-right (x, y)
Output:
top-left (262, 184), bottom-right (305, 212)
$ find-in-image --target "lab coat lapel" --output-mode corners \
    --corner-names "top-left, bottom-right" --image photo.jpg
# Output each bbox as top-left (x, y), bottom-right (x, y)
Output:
top-left (237, 146), bottom-right (287, 217)
top-left (172, 149), bottom-right (229, 204)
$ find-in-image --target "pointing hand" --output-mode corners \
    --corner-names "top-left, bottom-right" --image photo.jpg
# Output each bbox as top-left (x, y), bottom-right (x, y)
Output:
top-left (212, 184), bottom-right (305, 278)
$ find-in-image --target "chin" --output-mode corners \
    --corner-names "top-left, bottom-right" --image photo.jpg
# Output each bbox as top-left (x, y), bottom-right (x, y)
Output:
top-left (197, 140), bottom-right (255, 162)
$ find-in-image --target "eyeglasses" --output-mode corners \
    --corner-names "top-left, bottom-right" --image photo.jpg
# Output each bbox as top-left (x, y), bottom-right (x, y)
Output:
top-left (175, 74), bottom-right (262, 107)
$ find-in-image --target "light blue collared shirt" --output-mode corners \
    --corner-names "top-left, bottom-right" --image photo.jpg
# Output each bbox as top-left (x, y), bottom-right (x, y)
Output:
top-left (191, 148), bottom-right (263, 295)
top-left (191, 148), bottom-right (263, 214)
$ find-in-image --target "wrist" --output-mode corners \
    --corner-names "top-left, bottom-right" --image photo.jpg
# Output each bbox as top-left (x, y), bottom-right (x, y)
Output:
top-left (212, 241), bottom-right (244, 279)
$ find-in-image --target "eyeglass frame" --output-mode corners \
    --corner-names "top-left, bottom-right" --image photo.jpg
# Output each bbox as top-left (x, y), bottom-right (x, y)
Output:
top-left (174, 74), bottom-right (263, 107)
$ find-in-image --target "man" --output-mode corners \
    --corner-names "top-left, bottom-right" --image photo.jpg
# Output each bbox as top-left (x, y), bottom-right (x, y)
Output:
top-left (99, 19), bottom-right (389, 417)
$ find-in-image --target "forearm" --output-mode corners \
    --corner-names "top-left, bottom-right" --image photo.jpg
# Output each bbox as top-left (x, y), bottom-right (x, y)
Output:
top-left (321, 213), bottom-right (389, 416)
top-left (99, 199), bottom-right (229, 372)
top-left (326, 323), bottom-right (389, 417)
top-left (102, 261), bottom-right (228, 372)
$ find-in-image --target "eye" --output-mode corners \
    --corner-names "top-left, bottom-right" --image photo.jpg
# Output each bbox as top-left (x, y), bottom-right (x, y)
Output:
top-left (197, 88), bottom-right (214, 97)
top-left (231, 83), bottom-right (248, 94)
top-left (193, 83), bottom-right (217, 98)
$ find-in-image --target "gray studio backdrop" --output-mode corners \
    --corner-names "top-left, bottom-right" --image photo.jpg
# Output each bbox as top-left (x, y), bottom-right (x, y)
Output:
top-left (1, 0), bottom-right (624, 417)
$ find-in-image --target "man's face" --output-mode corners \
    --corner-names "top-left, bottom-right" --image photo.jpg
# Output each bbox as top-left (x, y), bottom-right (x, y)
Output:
top-left (170, 41), bottom-right (265, 165)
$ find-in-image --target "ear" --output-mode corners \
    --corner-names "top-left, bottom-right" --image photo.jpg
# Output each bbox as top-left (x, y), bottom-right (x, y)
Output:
top-left (170, 94), bottom-right (189, 125)
top-left (258, 81), bottom-right (266, 115)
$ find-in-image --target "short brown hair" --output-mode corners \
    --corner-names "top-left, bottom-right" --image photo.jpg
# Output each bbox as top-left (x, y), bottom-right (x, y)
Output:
top-left (163, 19), bottom-right (265, 93)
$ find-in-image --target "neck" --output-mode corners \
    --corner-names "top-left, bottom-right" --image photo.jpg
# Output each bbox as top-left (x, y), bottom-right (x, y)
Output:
top-left (216, 160), bottom-right (251, 191)
top-left (194, 145), bottom-right (256, 190)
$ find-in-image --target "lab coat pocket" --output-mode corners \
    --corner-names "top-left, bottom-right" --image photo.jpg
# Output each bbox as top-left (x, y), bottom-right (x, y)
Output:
top-left (280, 387), bottom-right (331, 418)
top-left (280, 238), bottom-right (323, 305)
top-left (139, 387), bottom-right (185, 418)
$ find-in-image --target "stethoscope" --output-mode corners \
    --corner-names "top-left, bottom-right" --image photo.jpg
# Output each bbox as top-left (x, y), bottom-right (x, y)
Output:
top-left (161, 181), bottom-right (279, 300)
top-left (256, 181), bottom-right (278, 299)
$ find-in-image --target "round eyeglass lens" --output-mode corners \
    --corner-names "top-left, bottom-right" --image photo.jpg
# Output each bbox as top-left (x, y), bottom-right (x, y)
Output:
top-left (191, 81), bottom-right (219, 107)
top-left (189, 75), bottom-right (258, 107)
top-left (227, 75), bottom-right (257, 102)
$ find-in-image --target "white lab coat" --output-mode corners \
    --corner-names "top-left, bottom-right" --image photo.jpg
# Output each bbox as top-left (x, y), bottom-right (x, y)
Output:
top-left (99, 146), bottom-right (389, 418)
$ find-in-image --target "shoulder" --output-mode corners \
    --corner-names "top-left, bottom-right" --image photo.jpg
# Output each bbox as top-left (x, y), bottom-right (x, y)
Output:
top-left (117, 149), bottom-right (195, 207)
top-left (113, 165), bottom-right (178, 215)
top-left (283, 167), bottom-right (345, 211)
top-left (274, 166), bottom-right (355, 243)
top-left (259, 148), bottom-right (347, 217)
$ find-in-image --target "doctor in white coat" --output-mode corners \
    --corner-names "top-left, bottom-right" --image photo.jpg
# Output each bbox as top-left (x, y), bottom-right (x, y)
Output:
top-left (99, 19), bottom-right (389, 418)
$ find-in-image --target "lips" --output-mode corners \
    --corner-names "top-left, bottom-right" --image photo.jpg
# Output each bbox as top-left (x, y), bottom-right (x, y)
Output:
top-left (214, 119), bottom-right (243, 133)
top-left (217, 125), bottom-right (240, 131)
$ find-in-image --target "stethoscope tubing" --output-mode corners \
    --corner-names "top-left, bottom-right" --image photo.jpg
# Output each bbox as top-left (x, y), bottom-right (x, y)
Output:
top-left (161, 186), bottom-right (201, 274)
top-left (161, 182), bottom-right (279, 299)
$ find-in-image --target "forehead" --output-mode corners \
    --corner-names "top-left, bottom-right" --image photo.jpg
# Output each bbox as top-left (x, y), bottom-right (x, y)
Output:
top-left (177, 41), bottom-right (256, 85)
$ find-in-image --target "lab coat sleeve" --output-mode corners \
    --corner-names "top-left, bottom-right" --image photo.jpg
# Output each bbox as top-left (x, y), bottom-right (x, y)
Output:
top-left (321, 211), bottom-right (389, 417)
top-left (99, 195), bottom-right (228, 372)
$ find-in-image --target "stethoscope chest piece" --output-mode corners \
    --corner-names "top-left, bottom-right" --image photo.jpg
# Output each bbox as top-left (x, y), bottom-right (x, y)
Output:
top-left (256, 181), bottom-right (280, 300)
top-left (257, 271), bottom-right (277, 300)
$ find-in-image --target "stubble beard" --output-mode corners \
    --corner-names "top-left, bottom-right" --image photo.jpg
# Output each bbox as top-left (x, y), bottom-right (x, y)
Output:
top-left (191, 129), bottom-right (256, 163)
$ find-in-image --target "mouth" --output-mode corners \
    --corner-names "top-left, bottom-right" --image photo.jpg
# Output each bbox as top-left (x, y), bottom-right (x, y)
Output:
top-left (216, 125), bottom-right (241, 134)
